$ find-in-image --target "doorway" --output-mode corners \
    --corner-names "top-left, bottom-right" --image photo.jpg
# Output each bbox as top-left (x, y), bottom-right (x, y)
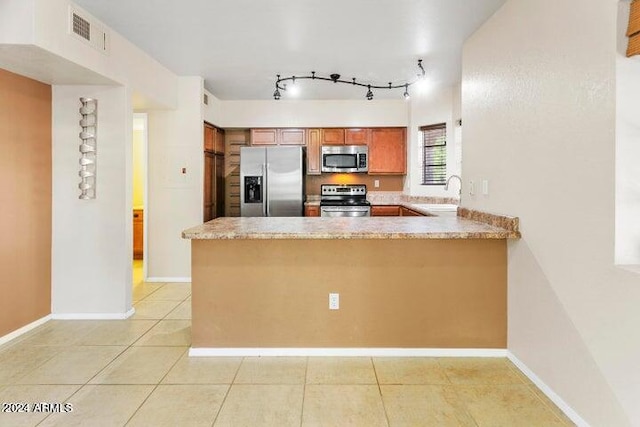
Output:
top-left (132, 113), bottom-right (147, 287)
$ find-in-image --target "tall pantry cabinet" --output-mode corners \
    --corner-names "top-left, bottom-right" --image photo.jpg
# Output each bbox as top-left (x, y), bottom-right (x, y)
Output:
top-left (204, 123), bottom-right (225, 222)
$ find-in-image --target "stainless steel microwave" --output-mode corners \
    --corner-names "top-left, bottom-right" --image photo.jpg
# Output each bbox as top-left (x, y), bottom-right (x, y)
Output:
top-left (321, 145), bottom-right (368, 173)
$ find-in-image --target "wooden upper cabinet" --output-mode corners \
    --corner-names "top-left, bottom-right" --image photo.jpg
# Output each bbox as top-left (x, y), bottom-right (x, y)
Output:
top-left (251, 129), bottom-right (278, 145)
top-left (214, 127), bottom-right (225, 154)
top-left (321, 128), bottom-right (345, 145)
top-left (345, 128), bottom-right (370, 145)
top-left (204, 124), bottom-right (215, 151)
top-left (307, 129), bottom-right (321, 175)
top-left (205, 123), bottom-right (224, 154)
top-left (279, 128), bottom-right (306, 145)
top-left (368, 127), bottom-right (407, 175)
top-left (251, 128), bottom-right (305, 146)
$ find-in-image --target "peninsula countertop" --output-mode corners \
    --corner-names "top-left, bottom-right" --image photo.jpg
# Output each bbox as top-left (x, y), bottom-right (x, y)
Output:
top-left (182, 213), bottom-right (520, 240)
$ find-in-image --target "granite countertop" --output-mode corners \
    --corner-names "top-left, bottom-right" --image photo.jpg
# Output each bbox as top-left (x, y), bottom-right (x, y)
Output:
top-left (182, 216), bottom-right (520, 240)
top-left (304, 192), bottom-right (460, 215)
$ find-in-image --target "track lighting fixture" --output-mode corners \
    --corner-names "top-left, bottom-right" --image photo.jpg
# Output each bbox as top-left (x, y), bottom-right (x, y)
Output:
top-left (273, 60), bottom-right (426, 100)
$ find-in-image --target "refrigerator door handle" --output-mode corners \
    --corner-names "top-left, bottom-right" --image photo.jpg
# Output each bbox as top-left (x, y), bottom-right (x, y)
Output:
top-left (265, 162), bottom-right (270, 217)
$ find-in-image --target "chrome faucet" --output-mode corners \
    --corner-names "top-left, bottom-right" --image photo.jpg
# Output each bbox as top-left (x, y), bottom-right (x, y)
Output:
top-left (444, 175), bottom-right (462, 195)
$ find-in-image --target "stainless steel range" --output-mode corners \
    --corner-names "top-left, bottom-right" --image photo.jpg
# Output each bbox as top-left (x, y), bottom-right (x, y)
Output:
top-left (320, 184), bottom-right (371, 217)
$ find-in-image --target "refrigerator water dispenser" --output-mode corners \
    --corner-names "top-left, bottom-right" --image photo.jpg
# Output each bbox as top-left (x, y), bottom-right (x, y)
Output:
top-left (244, 176), bottom-right (262, 203)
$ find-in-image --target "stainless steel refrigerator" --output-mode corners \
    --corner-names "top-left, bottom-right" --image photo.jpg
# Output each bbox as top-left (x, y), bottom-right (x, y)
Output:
top-left (240, 146), bottom-right (305, 217)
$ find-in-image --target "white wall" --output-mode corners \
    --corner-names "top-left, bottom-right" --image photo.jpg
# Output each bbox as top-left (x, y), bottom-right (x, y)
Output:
top-left (146, 77), bottom-right (204, 281)
top-left (31, 0), bottom-right (178, 108)
top-left (0, 0), bottom-right (34, 43)
top-left (406, 85), bottom-right (462, 197)
top-left (217, 99), bottom-right (408, 128)
top-left (52, 85), bottom-right (133, 316)
top-left (462, 0), bottom-right (639, 425)
top-left (615, 1), bottom-right (640, 266)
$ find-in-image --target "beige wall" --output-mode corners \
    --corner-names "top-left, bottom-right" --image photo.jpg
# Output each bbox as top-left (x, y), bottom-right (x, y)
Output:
top-left (192, 239), bottom-right (506, 348)
top-left (462, 0), bottom-right (638, 425)
top-left (0, 68), bottom-right (51, 336)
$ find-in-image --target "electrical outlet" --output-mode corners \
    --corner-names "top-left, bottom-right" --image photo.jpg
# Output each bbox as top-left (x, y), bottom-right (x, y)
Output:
top-left (374, 179), bottom-right (380, 188)
top-left (329, 293), bottom-right (340, 310)
top-left (482, 180), bottom-right (489, 195)
top-left (469, 180), bottom-right (475, 195)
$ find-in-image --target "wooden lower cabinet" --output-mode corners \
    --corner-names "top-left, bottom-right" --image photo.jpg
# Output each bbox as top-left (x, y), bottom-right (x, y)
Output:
top-left (133, 209), bottom-right (143, 259)
top-left (371, 205), bottom-right (425, 216)
top-left (371, 205), bottom-right (401, 216)
top-left (400, 206), bottom-right (423, 216)
top-left (305, 205), bottom-right (320, 217)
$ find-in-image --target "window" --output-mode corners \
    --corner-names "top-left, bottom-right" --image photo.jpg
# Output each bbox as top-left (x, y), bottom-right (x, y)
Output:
top-left (420, 123), bottom-right (447, 185)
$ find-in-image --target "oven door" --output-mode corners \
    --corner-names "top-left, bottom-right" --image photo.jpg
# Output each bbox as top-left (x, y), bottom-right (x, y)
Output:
top-left (320, 206), bottom-right (371, 217)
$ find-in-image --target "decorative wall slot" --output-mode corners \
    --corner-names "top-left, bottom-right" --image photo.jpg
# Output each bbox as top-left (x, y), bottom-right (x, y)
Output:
top-left (79, 97), bottom-right (97, 199)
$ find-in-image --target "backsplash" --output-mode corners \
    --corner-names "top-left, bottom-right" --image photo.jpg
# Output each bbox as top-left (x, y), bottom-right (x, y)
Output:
top-left (367, 191), bottom-right (459, 205)
top-left (305, 174), bottom-right (404, 195)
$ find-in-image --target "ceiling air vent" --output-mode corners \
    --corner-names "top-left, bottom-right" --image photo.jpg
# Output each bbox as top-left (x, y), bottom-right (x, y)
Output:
top-left (69, 6), bottom-right (110, 54)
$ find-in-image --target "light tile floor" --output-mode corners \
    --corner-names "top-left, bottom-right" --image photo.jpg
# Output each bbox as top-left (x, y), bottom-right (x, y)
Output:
top-left (0, 266), bottom-right (575, 426)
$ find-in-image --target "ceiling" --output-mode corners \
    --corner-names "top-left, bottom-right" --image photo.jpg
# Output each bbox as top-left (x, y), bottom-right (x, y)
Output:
top-left (73, 0), bottom-right (506, 101)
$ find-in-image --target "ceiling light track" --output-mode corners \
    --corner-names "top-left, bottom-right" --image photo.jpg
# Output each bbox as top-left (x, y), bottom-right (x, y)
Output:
top-left (273, 59), bottom-right (425, 100)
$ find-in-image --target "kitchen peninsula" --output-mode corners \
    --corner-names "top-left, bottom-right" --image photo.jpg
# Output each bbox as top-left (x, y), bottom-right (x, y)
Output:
top-left (182, 210), bottom-right (520, 355)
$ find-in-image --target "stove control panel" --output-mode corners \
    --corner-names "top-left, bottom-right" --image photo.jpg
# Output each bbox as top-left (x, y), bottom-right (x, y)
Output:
top-left (321, 184), bottom-right (367, 196)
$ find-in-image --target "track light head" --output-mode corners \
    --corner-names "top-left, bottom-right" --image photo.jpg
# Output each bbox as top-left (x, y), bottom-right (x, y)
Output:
top-left (366, 85), bottom-right (374, 101)
top-left (403, 84), bottom-right (410, 100)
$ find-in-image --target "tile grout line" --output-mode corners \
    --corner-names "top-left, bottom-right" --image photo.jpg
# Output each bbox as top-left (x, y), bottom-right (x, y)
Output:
top-left (122, 346), bottom-right (190, 426)
top-left (503, 358), bottom-right (570, 425)
top-left (299, 356), bottom-right (309, 427)
top-left (371, 357), bottom-right (392, 427)
top-left (435, 357), bottom-right (480, 427)
top-left (210, 356), bottom-right (245, 426)
top-left (124, 280), bottom-right (193, 425)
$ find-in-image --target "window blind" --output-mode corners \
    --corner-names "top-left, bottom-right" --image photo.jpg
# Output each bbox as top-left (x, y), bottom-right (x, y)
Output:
top-left (420, 123), bottom-right (446, 185)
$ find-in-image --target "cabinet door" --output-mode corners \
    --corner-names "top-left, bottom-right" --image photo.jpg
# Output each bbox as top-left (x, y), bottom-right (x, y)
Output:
top-left (306, 129), bottom-right (321, 175)
top-left (305, 205), bottom-right (320, 217)
top-left (204, 152), bottom-right (214, 221)
top-left (345, 128), bottom-right (370, 145)
top-left (251, 129), bottom-right (278, 145)
top-left (371, 205), bottom-right (401, 216)
top-left (321, 128), bottom-right (345, 145)
top-left (368, 128), bottom-right (407, 175)
top-left (133, 209), bottom-right (143, 259)
top-left (204, 124), bottom-right (215, 151)
top-left (280, 128), bottom-right (306, 145)
top-left (215, 127), bottom-right (225, 154)
top-left (214, 154), bottom-right (225, 218)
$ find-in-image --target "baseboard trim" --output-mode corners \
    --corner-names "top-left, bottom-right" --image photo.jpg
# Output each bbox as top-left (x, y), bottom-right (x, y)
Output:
top-left (146, 277), bottom-right (191, 283)
top-left (51, 307), bottom-right (135, 320)
top-left (0, 315), bottom-right (51, 346)
top-left (507, 351), bottom-right (589, 427)
top-left (189, 347), bottom-right (508, 357)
